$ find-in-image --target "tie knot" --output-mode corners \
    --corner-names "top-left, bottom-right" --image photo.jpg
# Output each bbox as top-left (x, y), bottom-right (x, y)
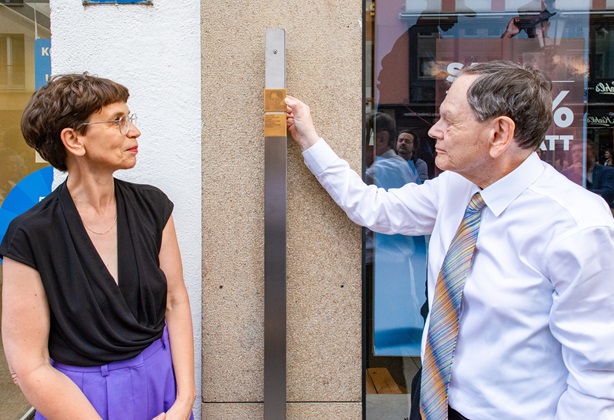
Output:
top-left (468, 192), bottom-right (486, 212)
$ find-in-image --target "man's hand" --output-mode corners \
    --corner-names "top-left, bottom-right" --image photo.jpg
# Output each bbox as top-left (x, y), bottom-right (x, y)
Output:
top-left (285, 95), bottom-right (321, 151)
top-left (501, 17), bottom-right (520, 38)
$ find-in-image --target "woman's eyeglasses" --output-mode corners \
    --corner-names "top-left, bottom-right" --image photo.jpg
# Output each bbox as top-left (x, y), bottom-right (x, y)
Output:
top-left (79, 113), bottom-right (137, 136)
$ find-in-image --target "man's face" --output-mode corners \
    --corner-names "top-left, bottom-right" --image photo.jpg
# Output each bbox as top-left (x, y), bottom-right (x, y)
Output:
top-left (396, 132), bottom-right (414, 160)
top-left (427, 74), bottom-right (493, 180)
top-left (569, 142), bottom-right (596, 167)
top-left (570, 143), bottom-right (584, 165)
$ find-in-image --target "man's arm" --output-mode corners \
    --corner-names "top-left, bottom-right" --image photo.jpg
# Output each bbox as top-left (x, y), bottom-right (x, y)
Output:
top-left (285, 96), bottom-right (438, 236)
top-left (501, 17), bottom-right (521, 38)
top-left (546, 225), bottom-right (614, 417)
top-left (415, 159), bottom-right (429, 183)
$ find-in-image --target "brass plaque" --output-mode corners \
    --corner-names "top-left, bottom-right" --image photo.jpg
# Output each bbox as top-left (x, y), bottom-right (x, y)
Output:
top-left (264, 88), bottom-right (287, 112)
top-left (264, 114), bottom-right (287, 137)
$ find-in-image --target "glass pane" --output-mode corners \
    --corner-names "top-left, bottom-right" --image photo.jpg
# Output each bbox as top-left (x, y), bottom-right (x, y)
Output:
top-left (365, 1), bottom-right (611, 418)
top-left (1, 2), bottom-right (50, 418)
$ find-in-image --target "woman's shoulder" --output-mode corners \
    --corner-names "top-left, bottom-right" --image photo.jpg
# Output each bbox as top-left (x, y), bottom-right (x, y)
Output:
top-left (0, 186), bottom-right (63, 264)
top-left (5, 185), bottom-right (63, 233)
top-left (114, 178), bottom-right (174, 225)
top-left (114, 178), bottom-right (171, 203)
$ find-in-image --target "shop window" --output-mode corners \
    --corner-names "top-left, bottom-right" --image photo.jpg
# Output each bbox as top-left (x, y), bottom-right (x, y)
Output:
top-left (0, 34), bottom-right (25, 87)
top-left (1, 2), bottom-right (51, 419)
top-left (364, 1), bottom-right (613, 418)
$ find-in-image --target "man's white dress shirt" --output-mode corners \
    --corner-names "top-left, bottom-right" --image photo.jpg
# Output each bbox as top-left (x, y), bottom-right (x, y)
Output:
top-left (303, 139), bottom-right (614, 419)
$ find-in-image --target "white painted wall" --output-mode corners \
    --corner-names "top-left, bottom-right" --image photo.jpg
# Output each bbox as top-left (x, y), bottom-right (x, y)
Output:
top-left (49, 1), bottom-right (202, 417)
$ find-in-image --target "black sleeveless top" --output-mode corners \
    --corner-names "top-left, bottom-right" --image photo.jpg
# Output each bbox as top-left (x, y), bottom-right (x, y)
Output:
top-left (0, 178), bottom-right (173, 366)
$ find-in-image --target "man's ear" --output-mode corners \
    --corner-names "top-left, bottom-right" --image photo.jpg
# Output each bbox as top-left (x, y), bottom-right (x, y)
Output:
top-left (376, 131), bottom-right (389, 145)
top-left (60, 127), bottom-right (86, 157)
top-left (489, 116), bottom-right (515, 159)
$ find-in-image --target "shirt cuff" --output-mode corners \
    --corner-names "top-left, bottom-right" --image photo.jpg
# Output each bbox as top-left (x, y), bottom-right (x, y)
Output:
top-left (302, 138), bottom-right (339, 176)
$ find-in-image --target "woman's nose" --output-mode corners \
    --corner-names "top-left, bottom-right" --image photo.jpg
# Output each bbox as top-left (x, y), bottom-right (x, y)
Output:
top-left (128, 124), bottom-right (141, 138)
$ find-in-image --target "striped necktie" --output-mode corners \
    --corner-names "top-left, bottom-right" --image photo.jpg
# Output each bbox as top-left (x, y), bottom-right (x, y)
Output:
top-left (420, 192), bottom-right (486, 419)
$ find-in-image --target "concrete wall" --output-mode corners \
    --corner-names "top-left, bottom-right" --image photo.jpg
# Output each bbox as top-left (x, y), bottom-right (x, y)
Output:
top-left (49, 1), bottom-right (202, 418)
top-left (50, 0), bottom-right (363, 417)
top-left (202, 1), bottom-right (363, 418)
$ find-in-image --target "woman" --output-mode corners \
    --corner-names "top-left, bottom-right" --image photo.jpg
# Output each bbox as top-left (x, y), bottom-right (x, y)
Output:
top-left (0, 74), bottom-right (195, 419)
top-left (605, 149), bottom-right (613, 166)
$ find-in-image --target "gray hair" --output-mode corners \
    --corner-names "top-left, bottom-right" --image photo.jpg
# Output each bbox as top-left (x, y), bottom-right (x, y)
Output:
top-left (459, 60), bottom-right (553, 150)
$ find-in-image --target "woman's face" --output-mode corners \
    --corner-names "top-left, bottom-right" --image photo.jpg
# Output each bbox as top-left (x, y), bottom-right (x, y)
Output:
top-left (606, 150), bottom-right (612, 159)
top-left (78, 102), bottom-right (141, 172)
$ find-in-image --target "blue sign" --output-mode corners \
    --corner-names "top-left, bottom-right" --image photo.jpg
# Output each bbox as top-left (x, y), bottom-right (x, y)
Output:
top-left (0, 167), bottom-right (54, 248)
top-left (35, 38), bottom-right (51, 89)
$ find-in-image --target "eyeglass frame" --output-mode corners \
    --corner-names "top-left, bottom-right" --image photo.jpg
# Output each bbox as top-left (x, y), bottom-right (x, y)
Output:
top-left (79, 113), bottom-right (138, 136)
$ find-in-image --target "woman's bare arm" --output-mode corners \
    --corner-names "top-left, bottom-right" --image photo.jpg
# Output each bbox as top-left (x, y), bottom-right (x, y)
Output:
top-left (158, 215), bottom-right (196, 419)
top-left (2, 257), bottom-right (102, 419)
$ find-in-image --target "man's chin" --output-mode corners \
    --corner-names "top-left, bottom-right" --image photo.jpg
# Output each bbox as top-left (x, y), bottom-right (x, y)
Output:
top-left (435, 156), bottom-right (449, 171)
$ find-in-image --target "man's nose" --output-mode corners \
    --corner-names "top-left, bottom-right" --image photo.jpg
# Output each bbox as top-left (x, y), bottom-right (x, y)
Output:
top-left (428, 120), bottom-right (443, 139)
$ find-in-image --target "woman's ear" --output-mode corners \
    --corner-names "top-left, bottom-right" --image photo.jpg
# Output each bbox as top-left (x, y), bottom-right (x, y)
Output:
top-left (60, 127), bottom-right (86, 157)
top-left (489, 116), bottom-right (515, 159)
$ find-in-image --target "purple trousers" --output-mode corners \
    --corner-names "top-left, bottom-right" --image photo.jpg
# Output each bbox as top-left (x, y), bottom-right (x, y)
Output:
top-left (36, 328), bottom-right (193, 420)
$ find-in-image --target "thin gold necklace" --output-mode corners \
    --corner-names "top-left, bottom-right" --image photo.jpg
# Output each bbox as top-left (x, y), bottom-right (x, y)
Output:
top-left (83, 214), bottom-right (118, 235)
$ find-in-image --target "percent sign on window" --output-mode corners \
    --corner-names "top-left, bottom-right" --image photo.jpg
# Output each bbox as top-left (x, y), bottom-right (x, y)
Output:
top-left (553, 91), bottom-right (574, 128)
top-left (542, 90), bottom-right (575, 151)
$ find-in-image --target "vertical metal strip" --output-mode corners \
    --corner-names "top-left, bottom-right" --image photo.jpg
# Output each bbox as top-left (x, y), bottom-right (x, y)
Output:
top-left (264, 28), bottom-right (286, 420)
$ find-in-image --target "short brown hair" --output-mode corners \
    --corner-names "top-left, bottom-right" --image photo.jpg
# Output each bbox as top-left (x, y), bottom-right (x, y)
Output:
top-left (460, 60), bottom-right (553, 151)
top-left (21, 73), bottom-right (130, 171)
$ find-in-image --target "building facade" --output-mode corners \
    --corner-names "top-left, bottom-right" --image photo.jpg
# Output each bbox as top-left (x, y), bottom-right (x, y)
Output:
top-left (0, 0), bottom-right (612, 419)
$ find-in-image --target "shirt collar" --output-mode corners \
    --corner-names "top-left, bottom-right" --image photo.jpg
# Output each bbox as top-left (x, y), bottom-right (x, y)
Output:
top-left (378, 149), bottom-right (399, 159)
top-left (481, 152), bottom-right (545, 217)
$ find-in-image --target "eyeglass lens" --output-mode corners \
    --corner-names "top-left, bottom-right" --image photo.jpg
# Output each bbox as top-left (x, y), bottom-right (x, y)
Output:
top-left (120, 114), bottom-right (137, 135)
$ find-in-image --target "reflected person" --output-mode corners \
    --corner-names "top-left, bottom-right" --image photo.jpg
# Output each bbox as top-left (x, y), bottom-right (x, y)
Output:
top-left (365, 112), bottom-right (420, 188)
top-left (285, 60), bottom-right (614, 419)
top-left (364, 112), bottom-right (427, 359)
top-left (396, 129), bottom-right (429, 183)
top-left (501, 0), bottom-right (557, 40)
top-left (0, 74), bottom-right (196, 419)
top-left (603, 148), bottom-right (613, 167)
top-left (563, 140), bottom-right (614, 207)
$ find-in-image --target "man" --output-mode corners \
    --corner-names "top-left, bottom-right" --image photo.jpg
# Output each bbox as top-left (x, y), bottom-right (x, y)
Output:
top-left (365, 112), bottom-right (420, 188)
top-left (285, 60), bottom-right (614, 419)
top-left (396, 129), bottom-right (429, 183)
top-left (501, 9), bottom-right (555, 40)
top-left (563, 140), bottom-right (614, 207)
top-left (364, 112), bottom-right (428, 364)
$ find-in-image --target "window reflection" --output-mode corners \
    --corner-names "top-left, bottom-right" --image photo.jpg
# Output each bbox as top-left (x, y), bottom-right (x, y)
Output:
top-left (1, 2), bottom-right (50, 418)
top-left (365, 1), bottom-right (614, 418)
